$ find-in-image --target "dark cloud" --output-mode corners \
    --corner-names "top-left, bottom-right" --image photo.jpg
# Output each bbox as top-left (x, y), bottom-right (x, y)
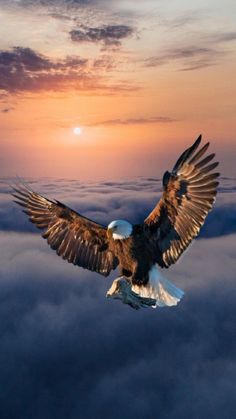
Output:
top-left (0, 47), bottom-right (137, 95)
top-left (145, 46), bottom-right (224, 71)
top-left (0, 47), bottom-right (88, 94)
top-left (0, 0), bottom-right (93, 8)
top-left (0, 0), bottom-right (128, 13)
top-left (70, 24), bottom-right (134, 47)
top-left (1, 106), bottom-right (14, 113)
top-left (0, 46), bottom-right (55, 71)
top-left (0, 176), bottom-right (235, 419)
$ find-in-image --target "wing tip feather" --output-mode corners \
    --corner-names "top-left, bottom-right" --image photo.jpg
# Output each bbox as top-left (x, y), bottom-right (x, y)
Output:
top-left (144, 135), bottom-right (220, 267)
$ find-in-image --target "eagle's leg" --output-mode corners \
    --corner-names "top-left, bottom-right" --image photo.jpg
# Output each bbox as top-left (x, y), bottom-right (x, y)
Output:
top-left (106, 277), bottom-right (156, 310)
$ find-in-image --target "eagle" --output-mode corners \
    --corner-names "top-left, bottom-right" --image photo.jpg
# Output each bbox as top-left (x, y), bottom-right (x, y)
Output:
top-left (12, 135), bottom-right (219, 309)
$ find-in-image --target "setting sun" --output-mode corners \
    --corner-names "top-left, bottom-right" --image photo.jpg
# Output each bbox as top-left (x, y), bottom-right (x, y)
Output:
top-left (73, 127), bottom-right (82, 135)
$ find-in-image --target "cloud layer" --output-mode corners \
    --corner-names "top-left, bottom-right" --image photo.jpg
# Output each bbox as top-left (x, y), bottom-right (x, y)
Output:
top-left (0, 176), bottom-right (235, 419)
top-left (1, 177), bottom-right (236, 237)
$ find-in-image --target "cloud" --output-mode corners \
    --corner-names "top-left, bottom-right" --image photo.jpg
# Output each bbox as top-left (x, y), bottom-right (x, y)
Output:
top-left (92, 55), bottom-right (115, 70)
top-left (144, 46), bottom-right (224, 71)
top-left (0, 181), bottom-right (235, 419)
top-left (207, 31), bottom-right (236, 44)
top-left (0, 0), bottom-right (93, 8)
top-left (0, 47), bottom-right (137, 95)
top-left (0, 177), bottom-right (235, 419)
top-left (158, 11), bottom-right (202, 30)
top-left (0, 0), bottom-right (136, 50)
top-left (70, 24), bottom-right (134, 47)
top-left (48, 11), bottom-right (75, 21)
top-left (0, 46), bottom-right (55, 71)
top-left (144, 28), bottom-right (236, 72)
top-left (0, 46), bottom-right (87, 94)
top-left (1, 106), bottom-right (14, 113)
top-left (1, 176), bottom-right (236, 238)
top-left (87, 115), bottom-right (175, 126)
top-left (0, 178), bottom-right (161, 233)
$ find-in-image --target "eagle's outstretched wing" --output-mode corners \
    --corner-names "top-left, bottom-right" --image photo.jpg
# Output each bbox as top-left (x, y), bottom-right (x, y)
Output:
top-left (144, 135), bottom-right (220, 267)
top-left (12, 184), bottom-right (119, 276)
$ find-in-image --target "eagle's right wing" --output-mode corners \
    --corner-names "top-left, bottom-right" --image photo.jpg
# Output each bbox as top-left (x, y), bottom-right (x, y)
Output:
top-left (12, 183), bottom-right (119, 276)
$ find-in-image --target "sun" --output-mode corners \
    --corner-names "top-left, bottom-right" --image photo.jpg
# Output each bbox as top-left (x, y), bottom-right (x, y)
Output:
top-left (73, 127), bottom-right (82, 135)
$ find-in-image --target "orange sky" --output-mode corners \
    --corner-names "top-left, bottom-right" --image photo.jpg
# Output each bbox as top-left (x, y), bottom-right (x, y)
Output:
top-left (0, 0), bottom-right (236, 179)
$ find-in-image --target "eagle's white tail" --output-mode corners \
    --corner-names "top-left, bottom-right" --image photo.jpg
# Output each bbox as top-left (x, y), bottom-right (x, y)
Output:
top-left (132, 265), bottom-right (184, 308)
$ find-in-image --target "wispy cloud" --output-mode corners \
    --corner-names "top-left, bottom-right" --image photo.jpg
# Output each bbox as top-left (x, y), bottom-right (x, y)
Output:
top-left (207, 31), bottom-right (236, 44)
top-left (159, 11), bottom-right (202, 29)
top-left (48, 12), bottom-right (74, 21)
top-left (144, 29), bottom-right (236, 72)
top-left (145, 46), bottom-right (224, 71)
top-left (87, 115), bottom-right (176, 127)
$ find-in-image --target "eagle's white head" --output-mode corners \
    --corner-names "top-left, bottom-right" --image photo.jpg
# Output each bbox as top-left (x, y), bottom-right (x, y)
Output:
top-left (108, 219), bottom-right (133, 240)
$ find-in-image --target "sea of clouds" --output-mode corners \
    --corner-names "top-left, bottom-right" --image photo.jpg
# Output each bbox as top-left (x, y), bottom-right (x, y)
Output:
top-left (0, 176), bottom-right (235, 419)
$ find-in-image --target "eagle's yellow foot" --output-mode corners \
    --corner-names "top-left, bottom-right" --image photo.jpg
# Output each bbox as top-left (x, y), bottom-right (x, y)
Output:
top-left (106, 277), bottom-right (156, 310)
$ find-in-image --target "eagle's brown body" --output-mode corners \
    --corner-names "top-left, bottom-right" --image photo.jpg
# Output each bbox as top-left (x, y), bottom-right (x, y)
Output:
top-left (12, 136), bottom-right (219, 303)
top-left (108, 226), bottom-right (163, 284)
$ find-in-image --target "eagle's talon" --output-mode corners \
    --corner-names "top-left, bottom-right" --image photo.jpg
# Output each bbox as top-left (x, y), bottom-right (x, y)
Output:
top-left (106, 277), bottom-right (156, 309)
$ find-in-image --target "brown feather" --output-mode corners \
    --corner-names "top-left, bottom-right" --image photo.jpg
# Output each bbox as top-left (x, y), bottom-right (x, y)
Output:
top-left (144, 136), bottom-right (219, 267)
top-left (12, 183), bottom-right (119, 276)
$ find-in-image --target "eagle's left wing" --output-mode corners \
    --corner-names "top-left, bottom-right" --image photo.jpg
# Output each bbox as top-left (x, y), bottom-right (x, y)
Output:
top-left (12, 183), bottom-right (119, 276)
top-left (144, 135), bottom-right (220, 267)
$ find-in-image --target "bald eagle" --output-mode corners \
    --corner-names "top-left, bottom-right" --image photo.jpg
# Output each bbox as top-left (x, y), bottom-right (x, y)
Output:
top-left (12, 135), bottom-right (219, 309)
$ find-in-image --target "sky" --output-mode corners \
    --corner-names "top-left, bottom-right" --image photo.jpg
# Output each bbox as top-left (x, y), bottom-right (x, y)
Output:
top-left (0, 176), bottom-right (235, 419)
top-left (0, 0), bottom-right (236, 179)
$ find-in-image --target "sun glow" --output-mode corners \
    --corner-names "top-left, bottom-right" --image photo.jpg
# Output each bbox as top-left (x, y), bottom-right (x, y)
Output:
top-left (73, 127), bottom-right (82, 135)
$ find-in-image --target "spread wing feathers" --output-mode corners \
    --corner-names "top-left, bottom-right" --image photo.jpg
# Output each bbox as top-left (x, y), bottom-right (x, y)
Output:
top-left (144, 135), bottom-right (220, 267)
top-left (12, 183), bottom-right (118, 276)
